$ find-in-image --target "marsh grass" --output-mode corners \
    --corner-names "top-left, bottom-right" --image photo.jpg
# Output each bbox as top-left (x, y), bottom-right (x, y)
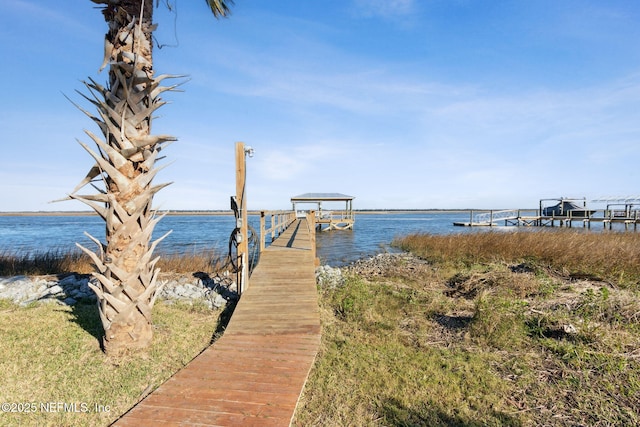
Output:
top-left (295, 230), bottom-right (640, 426)
top-left (0, 249), bottom-right (225, 276)
top-left (393, 229), bottom-right (640, 289)
top-left (0, 250), bottom-right (90, 276)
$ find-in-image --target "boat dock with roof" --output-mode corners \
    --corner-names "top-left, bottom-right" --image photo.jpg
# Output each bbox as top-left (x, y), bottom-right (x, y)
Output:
top-left (454, 197), bottom-right (640, 230)
top-left (291, 193), bottom-right (355, 231)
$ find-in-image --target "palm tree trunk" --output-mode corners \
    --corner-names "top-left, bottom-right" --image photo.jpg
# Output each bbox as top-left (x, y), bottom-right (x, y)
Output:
top-left (71, 0), bottom-right (176, 355)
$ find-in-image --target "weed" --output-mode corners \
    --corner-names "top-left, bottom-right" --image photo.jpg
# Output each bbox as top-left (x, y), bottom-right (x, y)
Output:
top-left (469, 293), bottom-right (529, 350)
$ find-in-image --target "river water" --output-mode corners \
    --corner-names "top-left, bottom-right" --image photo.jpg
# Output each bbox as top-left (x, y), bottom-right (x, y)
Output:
top-left (0, 212), bottom-right (490, 266)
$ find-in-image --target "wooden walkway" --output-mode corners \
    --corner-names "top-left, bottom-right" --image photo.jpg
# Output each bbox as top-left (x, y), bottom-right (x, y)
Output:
top-left (114, 219), bottom-right (321, 426)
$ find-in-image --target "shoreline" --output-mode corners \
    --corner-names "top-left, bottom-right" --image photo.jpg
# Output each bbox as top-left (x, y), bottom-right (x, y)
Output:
top-left (0, 209), bottom-right (488, 217)
top-left (0, 252), bottom-right (407, 305)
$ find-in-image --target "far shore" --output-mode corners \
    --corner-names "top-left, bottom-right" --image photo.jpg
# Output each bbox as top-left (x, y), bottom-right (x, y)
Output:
top-left (0, 208), bottom-right (516, 217)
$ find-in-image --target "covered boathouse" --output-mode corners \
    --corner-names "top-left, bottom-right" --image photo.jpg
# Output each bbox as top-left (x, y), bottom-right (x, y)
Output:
top-left (291, 193), bottom-right (355, 231)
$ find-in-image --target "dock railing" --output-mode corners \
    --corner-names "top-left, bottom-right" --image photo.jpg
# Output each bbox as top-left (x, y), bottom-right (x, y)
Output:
top-left (259, 210), bottom-right (297, 252)
top-left (469, 209), bottom-right (522, 225)
top-left (317, 210), bottom-right (354, 221)
top-left (457, 207), bottom-right (640, 230)
top-left (306, 210), bottom-right (317, 262)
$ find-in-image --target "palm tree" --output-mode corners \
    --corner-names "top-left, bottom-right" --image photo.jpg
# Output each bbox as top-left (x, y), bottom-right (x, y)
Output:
top-left (68, 0), bottom-right (234, 355)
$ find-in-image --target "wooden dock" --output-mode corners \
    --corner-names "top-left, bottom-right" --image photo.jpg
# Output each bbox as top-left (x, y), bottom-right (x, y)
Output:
top-left (454, 209), bottom-right (640, 230)
top-left (113, 218), bottom-right (321, 426)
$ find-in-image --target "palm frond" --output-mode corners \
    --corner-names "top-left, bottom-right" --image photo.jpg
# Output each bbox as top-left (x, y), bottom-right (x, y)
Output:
top-left (205, 0), bottom-right (234, 18)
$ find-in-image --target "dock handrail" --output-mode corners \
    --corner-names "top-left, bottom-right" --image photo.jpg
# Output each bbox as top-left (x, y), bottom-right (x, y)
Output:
top-left (259, 210), bottom-right (297, 252)
top-left (320, 210), bottom-right (354, 221)
top-left (471, 209), bottom-right (520, 225)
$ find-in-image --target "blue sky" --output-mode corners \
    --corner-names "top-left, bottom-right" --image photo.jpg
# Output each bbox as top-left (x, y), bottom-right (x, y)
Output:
top-left (1, 0), bottom-right (639, 211)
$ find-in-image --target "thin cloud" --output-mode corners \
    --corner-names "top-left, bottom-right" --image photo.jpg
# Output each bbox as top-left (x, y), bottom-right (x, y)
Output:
top-left (254, 143), bottom-right (345, 182)
top-left (2, 0), bottom-right (99, 36)
top-left (351, 0), bottom-right (416, 19)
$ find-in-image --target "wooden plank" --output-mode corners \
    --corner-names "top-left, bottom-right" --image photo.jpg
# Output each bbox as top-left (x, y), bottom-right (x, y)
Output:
top-left (116, 405), bottom-right (291, 427)
top-left (166, 366), bottom-right (312, 386)
top-left (114, 219), bottom-right (320, 426)
top-left (138, 395), bottom-right (295, 419)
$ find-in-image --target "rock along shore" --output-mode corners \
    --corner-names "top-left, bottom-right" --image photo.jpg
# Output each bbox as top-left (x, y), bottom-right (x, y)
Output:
top-left (0, 272), bottom-right (237, 309)
top-left (317, 252), bottom-right (429, 288)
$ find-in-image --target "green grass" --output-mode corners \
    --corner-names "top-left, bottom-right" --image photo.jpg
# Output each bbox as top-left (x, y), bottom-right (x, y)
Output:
top-left (0, 249), bottom-right (229, 426)
top-left (296, 276), bottom-right (518, 426)
top-left (295, 231), bottom-right (640, 426)
top-left (0, 300), bottom-right (224, 427)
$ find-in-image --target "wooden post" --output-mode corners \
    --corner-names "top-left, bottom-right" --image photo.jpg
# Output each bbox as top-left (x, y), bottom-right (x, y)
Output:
top-left (259, 211), bottom-right (266, 253)
top-left (235, 142), bottom-right (249, 294)
top-left (271, 215), bottom-right (276, 241)
top-left (308, 210), bottom-right (318, 266)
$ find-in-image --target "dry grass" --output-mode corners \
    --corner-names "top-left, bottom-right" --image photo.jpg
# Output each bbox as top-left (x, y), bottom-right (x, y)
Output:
top-left (0, 250), bottom-right (226, 277)
top-left (394, 230), bottom-right (640, 289)
top-left (0, 250), bottom-right (91, 276)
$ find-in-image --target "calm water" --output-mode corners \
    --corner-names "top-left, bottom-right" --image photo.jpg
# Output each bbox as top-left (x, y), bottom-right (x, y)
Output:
top-left (314, 212), bottom-right (477, 264)
top-left (0, 212), bottom-right (486, 266)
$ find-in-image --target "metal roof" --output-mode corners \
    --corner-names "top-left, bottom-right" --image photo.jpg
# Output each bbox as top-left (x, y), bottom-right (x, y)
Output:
top-left (592, 196), bottom-right (640, 203)
top-left (291, 193), bottom-right (355, 202)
